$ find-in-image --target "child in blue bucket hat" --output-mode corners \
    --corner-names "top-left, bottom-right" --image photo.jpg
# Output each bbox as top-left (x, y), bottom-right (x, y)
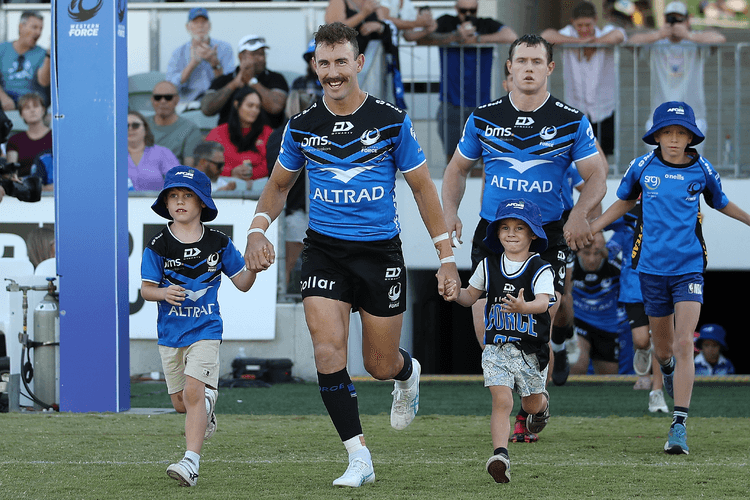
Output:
top-left (588, 101), bottom-right (750, 455)
top-left (444, 198), bottom-right (555, 483)
top-left (141, 166), bottom-right (256, 487)
top-left (694, 324), bottom-right (734, 375)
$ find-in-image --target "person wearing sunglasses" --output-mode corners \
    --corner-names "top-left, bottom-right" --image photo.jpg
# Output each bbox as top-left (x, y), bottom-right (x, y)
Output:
top-left (192, 140), bottom-right (237, 192)
top-left (165, 7), bottom-right (234, 103)
top-left (629, 1), bottom-right (726, 153)
top-left (128, 110), bottom-right (180, 191)
top-left (411, 0), bottom-right (517, 164)
top-left (0, 11), bottom-right (51, 111)
top-left (146, 81), bottom-right (204, 168)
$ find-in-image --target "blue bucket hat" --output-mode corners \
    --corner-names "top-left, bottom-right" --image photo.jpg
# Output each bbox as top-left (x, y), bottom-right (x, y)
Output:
top-left (696, 324), bottom-right (728, 351)
top-left (188, 8), bottom-right (209, 21)
top-left (152, 166), bottom-right (218, 222)
top-left (303, 38), bottom-right (316, 62)
top-left (484, 198), bottom-right (547, 254)
top-left (643, 101), bottom-right (704, 146)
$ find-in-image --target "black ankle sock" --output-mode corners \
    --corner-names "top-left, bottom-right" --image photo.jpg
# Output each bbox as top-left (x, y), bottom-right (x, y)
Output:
top-left (494, 447), bottom-right (508, 457)
top-left (551, 324), bottom-right (574, 344)
top-left (660, 357), bottom-right (675, 374)
top-left (393, 348), bottom-right (413, 381)
top-left (672, 406), bottom-right (689, 427)
top-left (518, 408), bottom-right (529, 419)
top-left (318, 369), bottom-right (363, 441)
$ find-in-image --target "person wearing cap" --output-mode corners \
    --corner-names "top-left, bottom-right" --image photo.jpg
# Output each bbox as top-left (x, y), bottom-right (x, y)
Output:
top-left (629, 1), bottom-right (726, 146)
top-left (244, 22), bottom-right (459, 488)
top-left (165, 7), bottom-right (234, 103)
top-left (141, 166), bottom-right (256, 487)
top-left (588, 101), bottom-right (750, 455)
top-left (200, 34), bottom-right (289, 129)
top-left (444, 198), bottom-right (554, 484)
top-left (694, 324), bottom-right (735, 375)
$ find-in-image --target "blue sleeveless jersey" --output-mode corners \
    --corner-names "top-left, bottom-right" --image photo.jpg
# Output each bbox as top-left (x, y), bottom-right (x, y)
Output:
top-left (616, 150), bottom-right (728, 276)
top-left (278, 95), bottom-right (426, 241)
top-left (457, 93), bottom-right (598, 224)
top-left (141, 225), bottom-right (246, 348)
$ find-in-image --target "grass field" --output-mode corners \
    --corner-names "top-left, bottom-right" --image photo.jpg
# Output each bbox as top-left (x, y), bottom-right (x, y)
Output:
top-left (1, 378), bottom-right (749, 499)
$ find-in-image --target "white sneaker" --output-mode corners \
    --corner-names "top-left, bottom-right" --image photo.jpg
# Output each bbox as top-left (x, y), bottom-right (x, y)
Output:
top-left (332, 458), bottom-right (375, 487)
top-left (486, 453), bottom-right (510, 483)
top-left (648, 389), bottom-right (669, 413)
top-left (167, 457), bottom-right (199, 487)
top-left (390, 358), bottom-right (421, 430)
top-left (205, 388), bottom-right (218, 439)
top-left (633, 347), bottom-right (653, 376)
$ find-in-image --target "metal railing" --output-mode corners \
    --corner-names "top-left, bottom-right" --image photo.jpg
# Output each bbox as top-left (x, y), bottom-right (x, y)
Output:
top-left (397, 42), bottom-right (750, 178)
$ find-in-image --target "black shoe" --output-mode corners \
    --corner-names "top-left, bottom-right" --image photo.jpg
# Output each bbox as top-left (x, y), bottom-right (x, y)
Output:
top-left (552, 350), bottom-right (570, 386)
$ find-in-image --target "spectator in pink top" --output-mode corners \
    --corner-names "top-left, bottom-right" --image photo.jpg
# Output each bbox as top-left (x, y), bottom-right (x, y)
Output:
top-left (128, 110), bottom-right (180, 191)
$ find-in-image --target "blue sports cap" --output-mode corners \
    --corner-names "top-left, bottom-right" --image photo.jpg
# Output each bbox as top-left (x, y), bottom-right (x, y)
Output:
top-left (484, 198), bottom-right (547, 254)
top-left (188, 8), bottom-right (209, 21)
top-left (696, 324), bottom-right (728, 350)
top-left (303, 38), bottom-right (316, 61)
top-left (152, 166), bottom-right (218, 222)
top-left (643, 101), bottom-right (704, 146)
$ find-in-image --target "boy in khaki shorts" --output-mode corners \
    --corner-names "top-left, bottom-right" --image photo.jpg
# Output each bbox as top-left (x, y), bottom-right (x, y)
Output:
top-left (141, 166), bottom-right (256, 486)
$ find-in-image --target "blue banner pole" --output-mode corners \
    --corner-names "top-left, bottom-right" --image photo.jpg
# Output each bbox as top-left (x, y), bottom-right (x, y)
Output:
top-left (52, 0), bottom-right (130, 412)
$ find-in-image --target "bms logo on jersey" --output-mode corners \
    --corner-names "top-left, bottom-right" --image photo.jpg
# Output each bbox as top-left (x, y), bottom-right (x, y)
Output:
top-left (301, 136), bottom-right (330, 148)
top-left (485, 126), bottom-right (512, 138)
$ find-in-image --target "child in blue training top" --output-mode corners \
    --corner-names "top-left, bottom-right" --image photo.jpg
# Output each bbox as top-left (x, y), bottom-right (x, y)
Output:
top-left (141, 166), bottom-right (256, 487)
top-left (586, 102), bottom-right (750, 455)
top-left (444, 198), bottom-right (555, 483)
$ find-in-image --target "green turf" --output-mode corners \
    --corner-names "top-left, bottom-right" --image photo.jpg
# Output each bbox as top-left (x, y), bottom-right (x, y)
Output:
top-left (131, 379), bottom-right (750, 417)
top-left (1, 380), bottom-right (748, 499)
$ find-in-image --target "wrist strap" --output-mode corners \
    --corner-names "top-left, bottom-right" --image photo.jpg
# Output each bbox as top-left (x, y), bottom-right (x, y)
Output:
top-left (253, 212), bottom-right (272, 225)
top-left (440, 256), bottom-right (456, 264)
top-left (432, 232), bottom-right (449, 244)
top-left (247, 227), bottom-right (265, 236)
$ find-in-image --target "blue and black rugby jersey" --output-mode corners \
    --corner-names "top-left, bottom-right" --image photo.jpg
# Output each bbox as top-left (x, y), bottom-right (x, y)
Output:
top-left (278, 94), bottom-right (426, 241)
top-left (141, 224), bottom-right (246, 348)
top-left (458, 93), bottom-right (598, 224)
top-left (572, 241), bottom-right (626, 334)
top-left (616, 150), bottom-right (728, 276)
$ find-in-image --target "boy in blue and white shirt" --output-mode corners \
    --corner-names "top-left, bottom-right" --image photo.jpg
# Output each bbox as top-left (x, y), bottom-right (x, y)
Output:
top-left (141, 166), bottom-right (256, 487)
top-left (588, 101), bottom-right (750, 455)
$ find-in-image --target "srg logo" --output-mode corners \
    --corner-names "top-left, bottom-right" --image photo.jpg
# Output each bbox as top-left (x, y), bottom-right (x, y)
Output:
top-left (644, 175), bottom-right (661, 190)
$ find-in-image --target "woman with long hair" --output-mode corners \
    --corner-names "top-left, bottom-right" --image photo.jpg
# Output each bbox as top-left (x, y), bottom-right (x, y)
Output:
top-left (205, 87), bottom-right (273, 187)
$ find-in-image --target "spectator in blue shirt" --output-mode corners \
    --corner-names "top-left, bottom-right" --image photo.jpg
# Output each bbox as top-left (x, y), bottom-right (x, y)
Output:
top-left (694, 324), bottom-right (734, 375)
top-left (166, 8), bottom-right (234, 103)
top-left (0, 11), bottom-right (51, 110)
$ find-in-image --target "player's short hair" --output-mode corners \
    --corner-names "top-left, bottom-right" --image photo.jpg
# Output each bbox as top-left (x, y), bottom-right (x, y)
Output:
top-left (572, 1), bottom-right (597, 20)
top-left (508, 34), bottom-right (554, 65)
top-left (17, 92), bottom-right (45, 113)
top-left (314, 22), bottom-right (360, 58)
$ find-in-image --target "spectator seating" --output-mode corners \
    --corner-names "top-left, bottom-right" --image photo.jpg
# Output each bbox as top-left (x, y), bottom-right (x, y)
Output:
top-left (128, 71), bottom-right (166, 112)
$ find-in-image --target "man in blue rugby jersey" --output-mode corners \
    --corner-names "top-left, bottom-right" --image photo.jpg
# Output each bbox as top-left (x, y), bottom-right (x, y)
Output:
top-left (441, 34), bottom-right (607, 442)
top-left (243, 22), bottom-right (460, 487)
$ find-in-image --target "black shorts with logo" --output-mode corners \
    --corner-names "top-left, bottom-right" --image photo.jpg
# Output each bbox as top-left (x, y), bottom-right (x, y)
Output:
top-left (300, 229), bottom-right (406, 317)
top-left (574, 318), bottom-right (619, 363)
top-left (471, 217), bottom-right (569, 294)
